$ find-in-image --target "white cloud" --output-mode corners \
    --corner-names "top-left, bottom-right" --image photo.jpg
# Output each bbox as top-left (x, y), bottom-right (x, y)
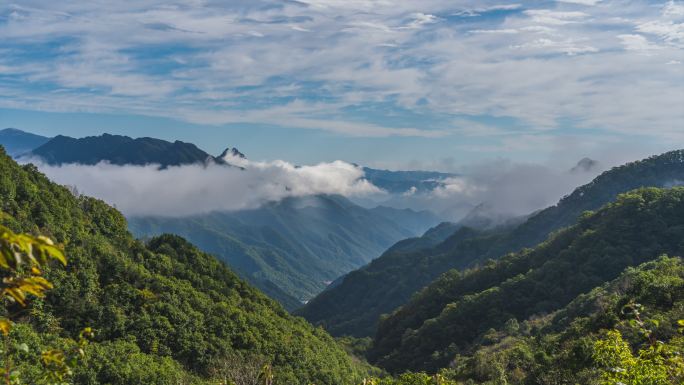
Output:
top-left (470, 29), bottom-right (519, 34)
top-left (523, 10), bottom-right (589, 25)
top-left (511, 38), bottom-right (599, 55)
top-left (402, 13), bottom-right (439, 29)
top-left (556, 0), bottom-right (602, 5)
top-left (618, 34), bottom-right (663, 51)
top-left (0, 0), bottom-right (683, 143)
top-left (366, 158), bottom-right (607, 220)
top-left (402, 186), bottom-right (418, 197)
top-left (26, 156), bottom-right (384, 217)
top-left (637, 20), bottom-right (684, 46)
top-left (453, 4), bottom-right (522, 17)
top-left (664, 1), bottom-right (684, 17)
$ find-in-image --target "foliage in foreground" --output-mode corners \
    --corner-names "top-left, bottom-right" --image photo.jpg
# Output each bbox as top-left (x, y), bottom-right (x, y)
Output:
top-left (423, 256), bottom-right (684, 384)
top-left (0, 218), bottom-right (94, 384)
top-left (593, 303), bottom-right (684, 385)
top-left (0, 214), bottom-right (452, 385)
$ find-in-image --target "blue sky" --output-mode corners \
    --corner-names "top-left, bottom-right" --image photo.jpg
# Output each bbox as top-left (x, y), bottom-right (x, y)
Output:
top-left (0, 0), bottom-right (682, 169)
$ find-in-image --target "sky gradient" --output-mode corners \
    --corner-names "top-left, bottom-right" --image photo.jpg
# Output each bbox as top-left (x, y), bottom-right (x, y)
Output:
top-left (1, 0), bottom-right (682, 169)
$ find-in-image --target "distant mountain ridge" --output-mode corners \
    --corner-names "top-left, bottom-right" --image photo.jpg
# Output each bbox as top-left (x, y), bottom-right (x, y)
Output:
top-left (29, 133), bottom-right (228, 167)
top-left (297, 149), bottom-right (684, 336)
top-left (0, 128), bottom-right (50, 157)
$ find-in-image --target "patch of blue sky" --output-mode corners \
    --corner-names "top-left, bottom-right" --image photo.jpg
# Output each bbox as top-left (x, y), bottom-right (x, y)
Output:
top-left (340, 101), bottom-right (448, 128)
top-left (239, 15), bottom-right (314, 24)
top-left (444, 5), bottom-right (525, 23)
top-left (1, 36), bottom-right (78, 63)
top-left (118, 45), bottom-right (204, 76)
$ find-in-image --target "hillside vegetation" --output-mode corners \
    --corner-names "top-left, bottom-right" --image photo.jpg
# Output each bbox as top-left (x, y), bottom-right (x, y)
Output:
top-left (371, 187), bottom-right (684, 373)
top-left (0, 147), bottom-right (368, 384)
top-left (412, 256), bottom-right (684, 384)
top-left (299, 150), bottom-right (684, 337)
top-left (129, 195), bottom-right (437, 308)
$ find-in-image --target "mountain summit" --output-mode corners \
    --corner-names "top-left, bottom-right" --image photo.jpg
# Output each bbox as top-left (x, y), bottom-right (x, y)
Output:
top-left (217, 146), bottom-right (248, 167)
top-left (219, 147), bottom-right (246, 159)
top-left (571, 157), bottom-right (599, 173)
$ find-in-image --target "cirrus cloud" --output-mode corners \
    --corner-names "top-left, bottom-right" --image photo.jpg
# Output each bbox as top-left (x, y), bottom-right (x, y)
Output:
top-left (0, 0), bottom-right (682, 142)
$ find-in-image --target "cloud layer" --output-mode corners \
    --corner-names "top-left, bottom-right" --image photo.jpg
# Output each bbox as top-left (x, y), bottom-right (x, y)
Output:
top-left (25, 150), bottom-right (604, 221)
top-left (30, 156), bottom-right (382, 216)
top-left (372, 159), bottom-right (604, 220)
top-left (1, 1), bottom-right (682, 140)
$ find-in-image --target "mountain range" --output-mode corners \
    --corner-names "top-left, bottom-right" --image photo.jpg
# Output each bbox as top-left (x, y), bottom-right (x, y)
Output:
top-left (0, 129), bottom-right (442, 308)
top-left (2, 128), bottom-right (683, 383)
top-left (297, 149), bottom-right (684, 337)
top-left (2, 129), bottom-right (456, 193)
top-left (29, 132), bottom-right (226, 167)
top-left (129, 195), bottom-right (438, 309)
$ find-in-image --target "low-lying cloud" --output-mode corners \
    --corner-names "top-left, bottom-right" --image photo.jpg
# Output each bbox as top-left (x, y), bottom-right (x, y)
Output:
top-left (439, 160), bottom-right (602, 216)
top-left (28, 155), bottom-right (383, 217)
top-left (371, 159), bottom-right (605, 221)
top-left (26, 153), bottom-right (607, 222)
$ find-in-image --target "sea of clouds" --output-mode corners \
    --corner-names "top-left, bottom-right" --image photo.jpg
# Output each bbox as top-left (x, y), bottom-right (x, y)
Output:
top-left (24, 151), bottom-right (604, 221)
top-left (26, 153), bottom-right (382, 217)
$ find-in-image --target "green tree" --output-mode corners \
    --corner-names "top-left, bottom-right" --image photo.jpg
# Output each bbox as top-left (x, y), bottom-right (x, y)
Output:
top-left (593, 303), bottom-right (684, 385)
top-left (0, 217), bottom-right (91, 384)
top-left (361, 373), bottom-right (458, 385)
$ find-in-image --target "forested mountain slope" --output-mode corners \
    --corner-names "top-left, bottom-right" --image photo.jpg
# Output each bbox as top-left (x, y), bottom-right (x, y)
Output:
top-left (432, 256), bottom-right (684, 384)
top-left (298, 150), bottom-right (684, 337)
top-left (0, 147), bottom-right (367, 384)
top-left (370, 187), bottom-right (684, 373)
top-left (129, 195), bottom-right (437, 308)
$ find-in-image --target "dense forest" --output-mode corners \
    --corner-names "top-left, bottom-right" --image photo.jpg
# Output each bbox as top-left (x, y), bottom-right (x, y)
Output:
top-left (0, 147), bottom-right (370, 384)
top-left (298, 149), bottom-right (684, 337)
top-left (443, 255), bottom-right (684, 384)
top-left (370, 256), bottom-right (684, 384)
top-left (370, 187), bottom-right (684, 372)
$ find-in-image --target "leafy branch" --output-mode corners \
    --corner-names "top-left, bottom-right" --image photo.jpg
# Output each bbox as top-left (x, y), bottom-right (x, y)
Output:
top-left (0, 216), bottom-right (90, 385)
